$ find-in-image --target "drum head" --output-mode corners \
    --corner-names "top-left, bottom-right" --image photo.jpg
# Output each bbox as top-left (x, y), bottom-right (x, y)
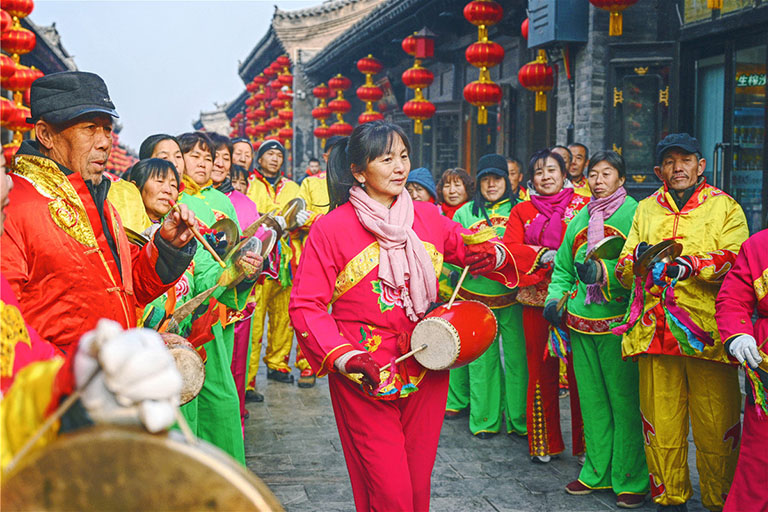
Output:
top-left (162, 333), bottom-right (205, 405)
top-left (411, 317), bottom-right (460, 370)
top-left (1, 425), bottom-right (283, 511)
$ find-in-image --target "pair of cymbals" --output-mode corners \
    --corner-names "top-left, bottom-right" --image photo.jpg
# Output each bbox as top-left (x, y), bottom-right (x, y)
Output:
top-left (634, 239), bottom-right (683, 277)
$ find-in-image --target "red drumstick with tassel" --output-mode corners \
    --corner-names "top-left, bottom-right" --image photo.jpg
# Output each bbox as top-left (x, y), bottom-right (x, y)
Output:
top-left (169, 199), bottom-right (226, 268)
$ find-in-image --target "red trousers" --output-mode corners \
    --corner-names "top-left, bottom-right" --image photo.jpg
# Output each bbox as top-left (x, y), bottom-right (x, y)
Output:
top-left (328, 369), bottom-right (449, 512)
top-left (523, 306), bottom-right (584, 457)
top-left (230, 303), bottom-right (255, 426)
top-left (724, 404), bottom-right (768, 511)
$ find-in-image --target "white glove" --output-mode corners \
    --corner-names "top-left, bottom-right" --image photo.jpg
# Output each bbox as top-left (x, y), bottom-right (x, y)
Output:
top-left (729, 334), bottom-right (762, 369)
top-left (295, 209), bottom-right (311, 228)
top-left (75, 319), bottom-right (183, 433)
top-left (540, 249), bottom-right (557, 266)
top-left (273, 215), bottom-right (287, 231)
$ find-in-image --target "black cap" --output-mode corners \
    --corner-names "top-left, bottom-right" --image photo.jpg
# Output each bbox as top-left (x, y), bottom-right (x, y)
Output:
top-left (256, 139), bottom-right (285, 161)
top-left (656, 133), bottom-right (700, 164)
top-left (28, 71), bottom-right (118, 125)
top-left (476, 153), bottom-right (508, 180)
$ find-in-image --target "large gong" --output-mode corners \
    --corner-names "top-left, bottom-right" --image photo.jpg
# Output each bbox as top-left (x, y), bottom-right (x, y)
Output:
top-left (2, 425), bottom-right (283, 511)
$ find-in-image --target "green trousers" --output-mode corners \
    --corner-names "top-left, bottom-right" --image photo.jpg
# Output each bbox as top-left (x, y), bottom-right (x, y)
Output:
top-left (196, 324), bottom-right (246, 465)
top-left (446, 304), bottom-right (527, 435)
top-left (570, 331), bottom-right (648, 494)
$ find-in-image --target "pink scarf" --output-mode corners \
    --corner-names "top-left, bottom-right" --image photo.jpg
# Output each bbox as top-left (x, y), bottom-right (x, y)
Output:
top-left (349, 187), bottom-right (436, 321)
top-left (524, 188), bottom-right (574, 248)
top-left (584, 187), bottom-right (627, 304)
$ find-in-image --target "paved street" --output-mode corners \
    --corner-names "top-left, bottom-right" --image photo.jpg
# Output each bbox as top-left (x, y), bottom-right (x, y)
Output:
top-left (244, 353), bottom-right (707, 512)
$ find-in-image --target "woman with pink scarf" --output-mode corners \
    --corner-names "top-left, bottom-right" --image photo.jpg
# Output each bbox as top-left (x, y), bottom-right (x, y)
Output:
top-left (545, 151), bottom-right (648, 509)
top-left (289, 122), bottom-right (516, 512)
top-left (502, 148), bottom-right (589, 464)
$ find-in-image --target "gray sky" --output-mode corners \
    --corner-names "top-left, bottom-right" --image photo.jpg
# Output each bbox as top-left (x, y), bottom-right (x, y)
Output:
top-left (33, 1), bottom-right (318, 152)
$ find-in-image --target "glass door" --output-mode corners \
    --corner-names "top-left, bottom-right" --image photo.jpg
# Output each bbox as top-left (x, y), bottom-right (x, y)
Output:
top-left (695, 54), bottom-right (725, 187)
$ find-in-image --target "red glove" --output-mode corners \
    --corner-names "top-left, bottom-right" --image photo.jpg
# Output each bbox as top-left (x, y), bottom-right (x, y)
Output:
top-left (345, 352), bottom-right (381, 388)
top-left (465, 241), bottom-right (497, 276)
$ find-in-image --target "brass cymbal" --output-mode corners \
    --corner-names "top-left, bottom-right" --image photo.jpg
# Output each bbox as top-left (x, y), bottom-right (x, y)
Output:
top-left (125, 227), bottom-right (149, 248)
top-left (635, 239), bottom-right (684, 277)
top-left (210, 218), bottom-right (240, 259)
top-left (585, 235), bottom-right (625, 262)
top-left (281, 197), bottom-right (307, 231)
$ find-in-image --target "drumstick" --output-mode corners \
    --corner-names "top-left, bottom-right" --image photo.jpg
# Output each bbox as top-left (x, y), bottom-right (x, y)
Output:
top-left (446, 266), bottom-right (470, 310)
top-left (175, 409), bottom-right (197, 444)
top-left (379, 344), bottom-right (429, 372)
top-left (169, 199), bottom-right (227, 269)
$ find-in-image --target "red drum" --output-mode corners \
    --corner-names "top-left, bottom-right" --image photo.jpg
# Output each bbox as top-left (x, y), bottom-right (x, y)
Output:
top-left (410, 300), bottom-right (498, 370)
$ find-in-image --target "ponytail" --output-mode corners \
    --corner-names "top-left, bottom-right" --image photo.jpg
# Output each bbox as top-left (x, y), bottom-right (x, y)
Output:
top-left (327, 137), bottom-right (356, 211)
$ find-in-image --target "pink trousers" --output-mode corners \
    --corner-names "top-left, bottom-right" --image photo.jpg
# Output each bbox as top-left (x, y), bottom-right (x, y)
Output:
top-left (328, 369), bottom-right (449, 512)
top-left (231, 303), bottom-right (255, 425)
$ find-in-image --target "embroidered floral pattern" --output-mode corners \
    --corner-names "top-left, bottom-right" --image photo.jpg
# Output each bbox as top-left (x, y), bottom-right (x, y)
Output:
top-left (357, 325), bottom-right (382, 352)
top-left (371, 280), bottom-right (403, 313)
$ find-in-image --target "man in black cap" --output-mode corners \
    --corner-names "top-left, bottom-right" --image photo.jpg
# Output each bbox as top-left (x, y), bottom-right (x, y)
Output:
top-left (246, 139), bottom-right (311, 391)
top-left (1, 71), bottom-right (197, 354)
top-left (615, 133), bottom-right (749, 511)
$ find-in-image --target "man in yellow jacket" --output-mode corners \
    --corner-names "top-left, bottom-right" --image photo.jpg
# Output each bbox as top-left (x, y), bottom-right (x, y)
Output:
top-left (246, 140), bottom-right (308, 393)
top-left (615, 133), bottom-right (749, 512)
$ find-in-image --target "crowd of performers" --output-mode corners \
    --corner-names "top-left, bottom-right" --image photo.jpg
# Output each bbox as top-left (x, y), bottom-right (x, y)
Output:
top-left (1, 70), bottom-right (766, 512)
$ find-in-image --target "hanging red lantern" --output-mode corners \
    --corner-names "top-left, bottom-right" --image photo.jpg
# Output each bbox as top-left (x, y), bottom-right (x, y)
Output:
top-left (326, 74), bottom-right (352, 130)
top-left (356, 55), bottom-right (383, 76)
top-left (263, 66), bottom-right (277, 78)
top-left (312, 82), bottom-right (333, 144)
top-left (521, 18), bottom-right (529, 40)
top-left (3, 142), bottom-right (20, 163)
top-left (277, 89), bottom-right (293, 102)
top-left (356, 85), bottom-right (383, 103)
top-left (401, 34), bottom-right (417, 57)
top-left (245, 96), bottom-right (257, 107)
top-left (253, 74), bottom-right (268, 86)
top-left (463, 0), bottom-right (504, 124)
top-left (313, 84), bottom-right (331, 100)
top-left (312, 105), bottom-right (332, 120)
top-left (402, 65), bottom-right (434, 90)
top-left (5, 64), bottom-right (40, 93)
top-left (329, 122), bottom-right (353, 137)
top-left (328, 97), bottom-right (351, 115)
top-left (276, 55), bottom-right (291, 68)
top-left (269, 98), bottom-right (284, 110)
top-left (253, 107), bottom-right (267, 119)
top-left (7, 104), bottom-right (31, 132)
top-left (589, 0), bottom-right (639, 36)
top-left (269, 79), bottom-right (282, 91)
top-left (328, 74), bottom-right (352, 93)
top-left (1, 54), bottom-right (16, 85)
top-left (0, 25), bottom-right (35, 56)
top-left (278, 73), bottom-right (293, 87)
top-left (278, 108), bottom-right (293, 123)
top-left (1, 9), bottom-right (11, 31)
top-left (278, 126), bottom-right (293, 141)
top-left (246, 110), bottom-right (260, 121)
top-left (1, 0), bottom-right (34, 19)
top-left (401, 35), bottom-right (435, 134)
top-left (313, 125), bottom-right (331, 141)
top-left (413, 28), bottom-right (435, 59)
top-left (518, 49), bottom-right (554, 112)
top-left (1, 96), bottom-right (16, 127)
top-left (358, 111), bottom-right (384, 124)
top-left (246, 82), bottom-right (259, 93)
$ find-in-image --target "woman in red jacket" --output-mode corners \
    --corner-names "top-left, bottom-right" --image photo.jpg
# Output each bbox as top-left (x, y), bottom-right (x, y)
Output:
top-left (502, 148), bottom-right (589, 463)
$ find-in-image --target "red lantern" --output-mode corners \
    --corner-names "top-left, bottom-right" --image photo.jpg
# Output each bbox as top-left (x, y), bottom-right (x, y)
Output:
top-left (269, 79), bottom-right (282, 90)
top-left (245, 96), bottom-right (257, 107)
top-left (313, 84), bottom-right (331, 100)
top-left (313, 125), bottom-right (331, 140)
top-left (312, 106), bottom-right (331, 120)
top-left (358, 111), bottom-right (384, 124)
top-left (246, 82), bottom-right (259, 93)
top-left (263, 66), bottom-right (277, 78)
top-left (253, 124), bottom-right (269, 136)
top-left (278, 108), bottom-right (293, 122)
top-left (277, 89), bottom-right (293, 102)
top-left (413, 28), bottom-right (435, 60)
top-left (276, 55), bottom-right (291, 68)
top-left (1, 25), bottom-right (35, 56)
top-left (328, 74), bottom-right (351, 92)
top-left (463, 81), bottom-right (502, 122)
top-left (402, 99), bottom-right (436, 134)
top-left (465, 41), bottom-right (504, 69)
top-left (1, 9), bottom-right (11, 31)
top-left (1, 96), bottom-right (16, 126)
top-left (517, 50), bottom-right (554, 111)
top-left (1, 54), bottom-right (16, 85)
top-left (278, 126), bottom-right (293, 140)
top-left (356, 55), bottom-right (383, 75)
top-left (278, 73), bottom-right (293, 87)
top-left (253, 74), bottom-right (268, 86)
top-left (401, 34), bottom-right (417, 57)
top-left (521, 18), bottom-right (529, 40)
top-left (463, 0), bottom-right (503, 27)
top-left (356, 85), bottom-right (383, 103)
top-left (7, 104), bottom-right (31, 132)
top-left (589, 0), bottom-right (639, 36)
top-left (270, 98), bottom-right (285, 110)
top-left (246, 110), bottom-right (259, 121)
top-left (266, 116), bottom-right (282, 130)
top-left (5, 64), bottom-right (40, 93)
top-left (3, 142), bottom-right (20, 163)
top-left (328, 97), bottom-right (351, 114)
top-left (402, 66), bottom-right (434, 90)
top-left (254, 91), bottom-right (266, 102)
top-left (329, 122), bottom-right (353, 137)
top-left (1, 0), bottom-right (34, 19)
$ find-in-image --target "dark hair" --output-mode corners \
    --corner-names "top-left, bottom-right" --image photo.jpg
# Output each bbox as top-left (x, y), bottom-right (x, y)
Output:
top-left (230, 164), bottom-right (248, 182)
top-left (127, 158), bottom-right (180, 193)
top-left (436, 168), bottom-right (475, 205)
top-left (178, 131), bottom-right (215, 160)
top-left (323, 135), bottom-right (345, 152)
top-left (471, 172), bottom-right (515, 217)
top-left (327, 121), bottom-right (411, 210)
top-left (568, 142), bottom-right (589, 160)
top-left (139, 134), bottom-right (180, 160)
top-left (551, 144), bottom-right (573, 163)
top-left (207, 132), bottom-right (233, 156)
top-left (309, 157), bottom-right (320, 164)
top-left (529, 148), bottom-right (567, 177)
top-left (586, 150), bottom-right (626, 179)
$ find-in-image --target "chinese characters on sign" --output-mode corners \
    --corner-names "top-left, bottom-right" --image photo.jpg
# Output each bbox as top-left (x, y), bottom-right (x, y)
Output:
top-left (736, 73), bottom-right (767, 87)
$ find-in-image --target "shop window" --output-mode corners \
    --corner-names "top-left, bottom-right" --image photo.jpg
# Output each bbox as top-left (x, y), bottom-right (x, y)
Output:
top-left (685, 0), bottom-right (757, 23)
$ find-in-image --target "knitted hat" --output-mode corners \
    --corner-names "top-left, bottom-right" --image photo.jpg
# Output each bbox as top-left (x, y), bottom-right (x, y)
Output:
top-left (406, 167), bottom-right (437, 200)
top-left (256, 139), bottom-right (285, 161)
top-left (476, 153), bottom-right (508, 180)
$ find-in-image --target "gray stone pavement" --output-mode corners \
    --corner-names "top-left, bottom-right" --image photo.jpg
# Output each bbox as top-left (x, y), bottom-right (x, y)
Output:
top-left (244, 355), bottom-right (708, 512)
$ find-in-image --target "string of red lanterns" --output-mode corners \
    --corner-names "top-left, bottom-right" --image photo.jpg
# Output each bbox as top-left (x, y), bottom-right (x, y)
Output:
top-left (401, 30), bottom-right (435, 135)
top-left (589, 0), bottom-right (639, 37)
top-left (312, 83), bottom-right (332, 146)
top-left (327, 74), bottom-right (353, 137)
top-left (463, 0), bottom-right (504, 125)
top-left (518, 49), bottom-right (554, 112)
top-left (356, 54), bottom-right (384, 124)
